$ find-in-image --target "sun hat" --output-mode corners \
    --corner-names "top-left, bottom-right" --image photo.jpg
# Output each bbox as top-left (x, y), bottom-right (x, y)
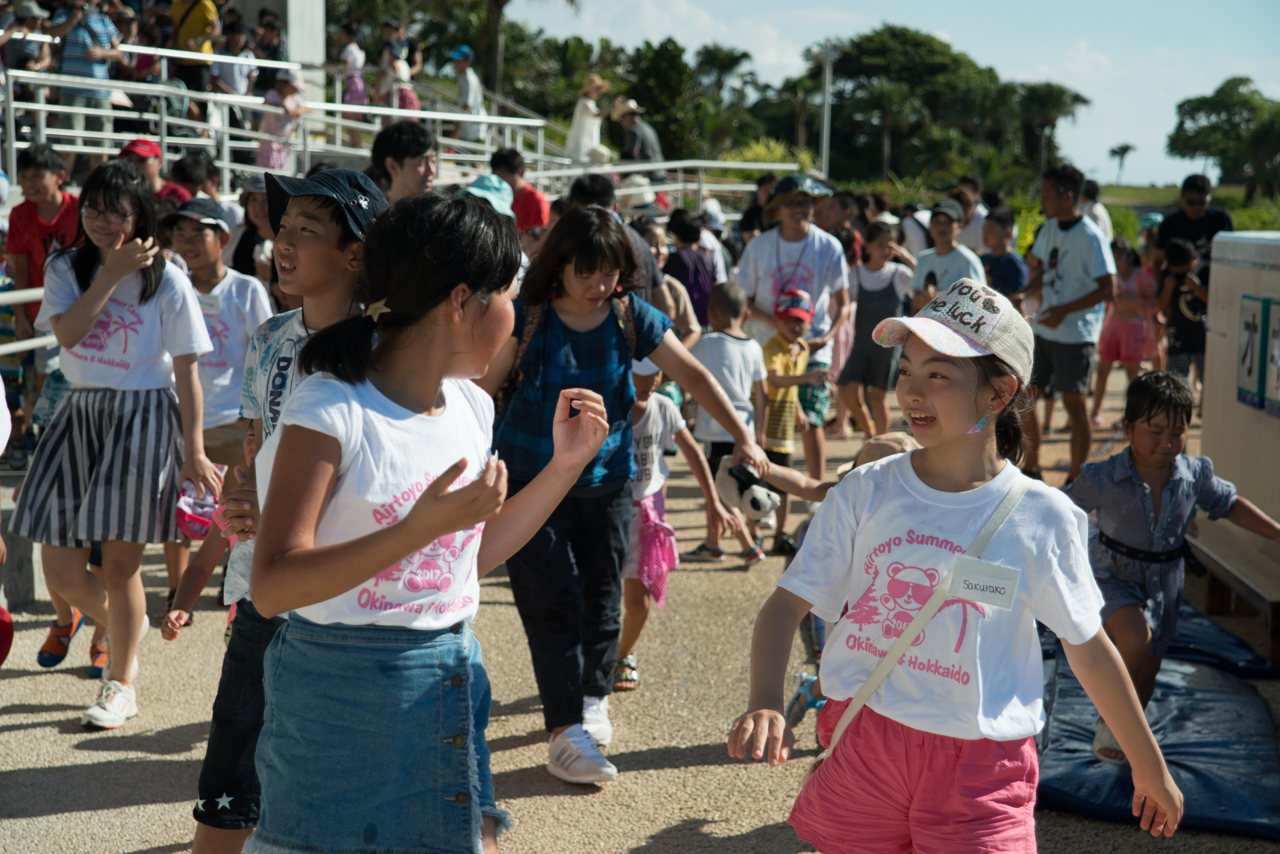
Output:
top-left (459, 174), bottom-right (515, 221)
top-left (774, 288), bottom-right (813, 322)
top-left (632, 357), bottom-right (660, 375)
top-left (448, 45), bottom-right (476, 62)
top-left (267, 169), bottom-right (389, 242)
top-left (872, 278), bottom-right (1034, 385)
top-left (609, 98), bottom-right (646, 121)
top-left (162, 197), bottom-right (230, 232)
top-left (580, 73), bottom-right (610, 96)
top-left (929, 197), bottom-right (965, 224)
top-left (119, 138), bottom-right (162, 160)
top-left (764, 174), bottom-right (832, 222)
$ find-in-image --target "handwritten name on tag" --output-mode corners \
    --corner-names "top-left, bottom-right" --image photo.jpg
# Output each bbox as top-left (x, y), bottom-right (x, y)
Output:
top-left (197, 293), bottom-right (221, 314)
top-left (948, 555), bottom-right (1020, 610)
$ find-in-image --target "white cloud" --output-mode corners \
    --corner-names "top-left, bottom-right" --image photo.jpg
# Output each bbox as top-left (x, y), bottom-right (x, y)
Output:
top-left (931, 29), bottom-right (951, 43)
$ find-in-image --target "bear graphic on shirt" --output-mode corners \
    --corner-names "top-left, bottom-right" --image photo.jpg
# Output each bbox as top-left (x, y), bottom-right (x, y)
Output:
top-left (880, 562), bottom-right (940, 646)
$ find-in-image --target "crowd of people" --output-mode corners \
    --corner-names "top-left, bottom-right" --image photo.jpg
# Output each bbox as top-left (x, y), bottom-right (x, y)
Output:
top-left (2, 78), bottom-right (1279, 850)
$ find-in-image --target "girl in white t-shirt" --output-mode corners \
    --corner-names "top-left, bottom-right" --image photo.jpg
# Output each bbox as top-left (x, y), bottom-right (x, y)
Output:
top-left (728, 279), bottom-right (1183, 851)
top-left (244, 194), bottom-right (609, 854)
top-left (12, 161), bottom-right (217, 730)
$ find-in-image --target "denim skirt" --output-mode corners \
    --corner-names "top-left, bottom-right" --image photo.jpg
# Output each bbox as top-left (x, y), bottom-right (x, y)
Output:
top-left (245, 617), bottom-right (508, 854)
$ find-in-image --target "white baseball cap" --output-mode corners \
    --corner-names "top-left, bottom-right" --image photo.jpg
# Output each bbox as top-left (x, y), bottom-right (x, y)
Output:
top-left (872, 278), bottom-right (1034, 384)
top-left (632, 357), bottom-right (660, 376)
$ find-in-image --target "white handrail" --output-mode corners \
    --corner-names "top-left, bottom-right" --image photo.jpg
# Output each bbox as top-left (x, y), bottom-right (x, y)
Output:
top-left (5, 30), bottom-right (301, 70)
top-left (528, 159), bottom-right (798, 180)
top-left (0, 335), bottom-right (56, 358)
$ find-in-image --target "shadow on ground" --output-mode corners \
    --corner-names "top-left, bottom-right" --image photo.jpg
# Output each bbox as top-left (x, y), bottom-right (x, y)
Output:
top-left (0, 758), bottom-right (201, 818)
top-left (628, 819), bottom-right (813, 853)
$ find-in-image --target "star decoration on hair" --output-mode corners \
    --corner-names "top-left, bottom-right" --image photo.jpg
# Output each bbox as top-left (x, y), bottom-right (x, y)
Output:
top-left (364, 299), bottom-right (391, 322)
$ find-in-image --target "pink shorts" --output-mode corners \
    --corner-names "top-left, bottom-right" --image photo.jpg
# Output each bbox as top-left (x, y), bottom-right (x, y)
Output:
top-left (788, 701), bottom-right (1039, 854)
top-left (1098, 318), bottom-right (1146, 364)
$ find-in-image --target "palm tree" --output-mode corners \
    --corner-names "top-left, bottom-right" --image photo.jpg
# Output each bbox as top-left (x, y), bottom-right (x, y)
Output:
top-left (1109, 143), bottom-right (1135, 184)
top-left (695, 43), bottom-right (752, 98)
top-left (1019, 82), bottom-right (1090, 172)
top-left (479, 0), bottom-right (580, 96)
top-left (859, 79), bottom-right (922, 182)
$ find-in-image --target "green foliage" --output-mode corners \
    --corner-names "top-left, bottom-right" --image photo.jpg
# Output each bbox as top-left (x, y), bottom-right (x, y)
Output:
top-left (1014, 206), bottom-right (1045, 257)
top-left (715, 138), bottom-right (816, 175)
top-left (1167, 76), bottom-right (1280, 200)
top-left (1108, 205), bottom-right (1138, 243)
top-left (1233, 202), bottom-right (1280, 231)
top-left (749, 25), bottom-right (1089, 189)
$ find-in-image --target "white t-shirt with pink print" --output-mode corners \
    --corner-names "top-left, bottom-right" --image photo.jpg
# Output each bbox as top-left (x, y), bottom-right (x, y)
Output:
top-left (38, 256), bottom-right (213, 390)
top-left (777, 451), bottom-right (1104, 741)
top-left (256, 373), bottom-right (494, 630)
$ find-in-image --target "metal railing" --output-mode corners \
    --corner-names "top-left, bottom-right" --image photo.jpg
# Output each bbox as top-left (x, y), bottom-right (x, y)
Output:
top-left (0, 287), bottom-right (53, 356)
top-left (2, 67), bottom-right (556, 193)
top-left (530, 159), bottom-right (798, 212)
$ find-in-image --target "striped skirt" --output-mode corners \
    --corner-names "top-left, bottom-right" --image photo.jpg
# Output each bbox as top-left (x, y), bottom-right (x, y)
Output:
top-left (12, 387), bottom-right (184, 547)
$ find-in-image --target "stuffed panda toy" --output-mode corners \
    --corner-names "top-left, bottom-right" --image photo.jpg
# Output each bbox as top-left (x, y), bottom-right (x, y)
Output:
top-left (713, 458), bottom-right (781, 521)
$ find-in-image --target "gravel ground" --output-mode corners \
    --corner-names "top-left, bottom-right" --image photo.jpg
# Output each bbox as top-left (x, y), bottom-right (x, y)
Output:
top-left (1, 369), bottom-right (1277, 853)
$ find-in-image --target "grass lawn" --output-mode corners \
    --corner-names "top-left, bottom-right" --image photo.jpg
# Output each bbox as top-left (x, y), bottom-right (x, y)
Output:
top-left (1100, 184), bottom-right (1248, 207)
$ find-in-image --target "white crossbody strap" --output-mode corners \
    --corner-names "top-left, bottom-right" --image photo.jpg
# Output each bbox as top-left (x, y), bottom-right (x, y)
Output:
top-left (815, 476), bottom-right (1030, 763)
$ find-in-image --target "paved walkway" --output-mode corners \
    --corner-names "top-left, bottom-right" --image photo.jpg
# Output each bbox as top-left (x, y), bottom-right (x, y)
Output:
top-left (2, 372), bottom-right (1277, 853)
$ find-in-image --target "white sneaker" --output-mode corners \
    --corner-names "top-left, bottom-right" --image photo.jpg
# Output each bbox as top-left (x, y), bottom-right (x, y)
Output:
top-left (582, 695), bottom-right (613, 746)
top-left (104, 617), bottom-right (149, 684)
top-left (547, 723), bottom-right (618, 784)
top-left (81, 680), bottom-right (137, 729)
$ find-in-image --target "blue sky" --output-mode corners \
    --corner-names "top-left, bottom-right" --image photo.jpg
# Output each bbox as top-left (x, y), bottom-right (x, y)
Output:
top-left (507, 0), bottom-right (1280, 186)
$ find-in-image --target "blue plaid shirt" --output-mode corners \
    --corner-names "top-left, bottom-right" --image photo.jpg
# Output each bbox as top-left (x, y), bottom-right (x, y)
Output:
top-left (1064, 449), bottom-right (1236, 583)
top-left (496, 294), bottom-right (672, 490)
top-left (52, 8), bottom-right (121, 99)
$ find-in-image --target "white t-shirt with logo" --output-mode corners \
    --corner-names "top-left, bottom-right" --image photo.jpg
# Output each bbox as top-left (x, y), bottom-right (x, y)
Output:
top-left (223, 308), bottom-right (313, 605)
top-left (777, 452), bottom-right (1103, 741)
top-left (255, 374), bottom-right (493, 629)
top-left (37, 256), bottom-right (212, 390)
top-left (909, 244), bottom-right (987, 296)
top-left (736, 227), bottom-right (849, 362)
top-left (1029, 216), bottom-right (1117, 345)
top-left (630, 394), bottom-right (685, 500)
top-left (196, 269), bottom-right (272, 429)
top-left (689, 332), bottom-right (766, 443)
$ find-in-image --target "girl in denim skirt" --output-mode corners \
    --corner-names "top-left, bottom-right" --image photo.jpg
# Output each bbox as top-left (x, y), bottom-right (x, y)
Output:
top-left (245, 194), bottom-right (610, 854)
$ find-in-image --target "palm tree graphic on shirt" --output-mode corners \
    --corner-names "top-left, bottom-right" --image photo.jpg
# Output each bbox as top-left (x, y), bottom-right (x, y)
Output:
top-left (107, 313), bottom-right (144, 354)
top-left (204, 316), bottom-right (231, 357)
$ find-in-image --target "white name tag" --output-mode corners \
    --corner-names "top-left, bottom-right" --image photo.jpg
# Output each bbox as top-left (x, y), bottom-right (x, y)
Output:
top-left (197, 293), bottom-right (220, 314)
top-left (948, 555), bottom-right (1020, 610)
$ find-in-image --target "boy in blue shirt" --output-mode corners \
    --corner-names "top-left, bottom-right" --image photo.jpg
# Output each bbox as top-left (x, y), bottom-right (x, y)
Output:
top-left (1022, 164), bottom-right (1117, 483)
top-left (981, 206), bottom-right (1028, 298)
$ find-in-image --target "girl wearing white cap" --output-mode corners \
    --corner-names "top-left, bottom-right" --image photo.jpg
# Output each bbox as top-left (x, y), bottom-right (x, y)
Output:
top-left (729, 279), bottom-right (1183, 851)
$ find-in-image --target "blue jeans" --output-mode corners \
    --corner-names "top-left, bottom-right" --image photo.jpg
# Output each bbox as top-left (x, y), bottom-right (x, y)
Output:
top-left (247, 618), bottom-right (507, 854)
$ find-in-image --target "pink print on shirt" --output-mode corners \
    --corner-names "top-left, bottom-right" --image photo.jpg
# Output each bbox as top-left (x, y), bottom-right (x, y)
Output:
top-left (839, 528), bottom-right (988, 675)
top-left (361, 469), bottom-right (483, 612)
top-left (67, 297), bottom-right (144, 371)
top-left (769, 262), bottom-right (815, 305)
top-left (201, 313), bottom-right (232, 369)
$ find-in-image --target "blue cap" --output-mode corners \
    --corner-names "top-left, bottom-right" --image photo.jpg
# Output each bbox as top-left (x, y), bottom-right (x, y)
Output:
top-left (459, 174), bottom-right (515, 222)
top-left (448, 45), bottom-right (476, 62)
top-left (1139, 211), bottom-right (1165, 231)
top-left (266, 169), bottom-right (388, 242)
top-left (764, 174), bottom-right (832, 221)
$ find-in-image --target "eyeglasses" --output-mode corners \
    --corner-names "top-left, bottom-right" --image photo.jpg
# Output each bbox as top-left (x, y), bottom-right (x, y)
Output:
top-left (82, 207), bottom-right (136, 226)
top-left (1182, 195), bottom-right (1209, 207)
top-left (784, 197), bottom-right (816, 209)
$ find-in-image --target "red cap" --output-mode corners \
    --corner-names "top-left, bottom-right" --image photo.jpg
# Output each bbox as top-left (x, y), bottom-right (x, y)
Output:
top-left (119, 138), bottom-right (162, 160)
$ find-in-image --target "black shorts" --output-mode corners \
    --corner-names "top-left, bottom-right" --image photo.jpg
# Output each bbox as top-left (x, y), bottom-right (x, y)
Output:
top-left (837, 342), bottom-right (901, 391)
top-left (708, 441), bottom-right (736, 464)
top-left (194, 599), bottom-right (286, 830)
top-left (172, 63), bottom-right (211, 93)
top-left (764, 450), bottom-right (790, 495)
top-left (1030, 336), bottom-right (1096, 396)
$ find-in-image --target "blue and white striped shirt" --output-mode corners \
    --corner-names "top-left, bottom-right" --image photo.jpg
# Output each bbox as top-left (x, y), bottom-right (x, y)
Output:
top-left (51, 8), bottom-right (120, 100)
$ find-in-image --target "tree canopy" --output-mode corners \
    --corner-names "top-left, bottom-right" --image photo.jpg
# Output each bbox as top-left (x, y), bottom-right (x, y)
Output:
top-left (1167, 77), bottom-right (1280, 199)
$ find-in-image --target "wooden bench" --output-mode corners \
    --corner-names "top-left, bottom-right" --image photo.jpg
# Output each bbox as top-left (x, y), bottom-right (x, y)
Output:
top-left (1186, 517), bottom-right (1280, 663)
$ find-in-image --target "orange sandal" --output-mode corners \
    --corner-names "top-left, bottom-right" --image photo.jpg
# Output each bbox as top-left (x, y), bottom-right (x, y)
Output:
top-left (37, 608), bottom-right (85, 668)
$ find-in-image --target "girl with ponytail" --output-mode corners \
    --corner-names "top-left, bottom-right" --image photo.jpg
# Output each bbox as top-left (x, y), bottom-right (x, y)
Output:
top-left (730, 279), bottom-right (1183, 850)
top-left (245, 193), bottom-right (611, 854)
